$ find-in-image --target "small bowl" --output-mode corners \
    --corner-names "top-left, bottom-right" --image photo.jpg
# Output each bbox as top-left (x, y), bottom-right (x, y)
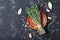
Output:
top-left (27, 11), bottom-right (47, 30)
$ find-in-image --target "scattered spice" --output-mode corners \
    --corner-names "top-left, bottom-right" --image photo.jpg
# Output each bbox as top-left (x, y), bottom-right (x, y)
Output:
top-left (47, 19), bottom-right (54, 28)
top-left (24, 24), bottom-right (27, 27)
top-left (22, 24), bottom-right (25, 26)
top-left (51, 30), bottom-right (55, 34)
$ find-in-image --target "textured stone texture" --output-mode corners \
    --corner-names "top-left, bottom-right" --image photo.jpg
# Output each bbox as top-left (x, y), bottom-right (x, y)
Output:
top-left (0, 0), bottom-right (60, 40)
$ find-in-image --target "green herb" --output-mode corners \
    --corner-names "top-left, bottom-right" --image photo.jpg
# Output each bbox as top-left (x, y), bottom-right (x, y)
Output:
top-left (26, 3), bottom-right (46, 35)
top-left (26, 4), bottom-right (41, 24)
top-left (47, 20), bottom-right (54, 28)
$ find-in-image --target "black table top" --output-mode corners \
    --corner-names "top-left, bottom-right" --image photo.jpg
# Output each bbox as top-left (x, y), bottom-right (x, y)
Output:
top-left (0, 0), bottom-right (60, 40)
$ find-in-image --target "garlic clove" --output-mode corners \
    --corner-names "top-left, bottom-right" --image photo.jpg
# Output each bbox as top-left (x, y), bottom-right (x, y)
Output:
top-left (18, 8), bottom-right (22, 15)
top-left (46, 8), bottom-right (50, 12)
top-left (48, 1), bottom-right (52, 10)
top-left (29, 33), bottom-right (32, 38)
top-left (48, 16), bottom-right (52, 19)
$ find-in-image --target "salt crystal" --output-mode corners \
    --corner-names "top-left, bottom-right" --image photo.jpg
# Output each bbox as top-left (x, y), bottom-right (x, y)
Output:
top-left (22, 24), bottom-right (24, 26)
top-left (24, 24), bottom-right (27, 27)
top-left (26, 21), bottom-right (28, 24)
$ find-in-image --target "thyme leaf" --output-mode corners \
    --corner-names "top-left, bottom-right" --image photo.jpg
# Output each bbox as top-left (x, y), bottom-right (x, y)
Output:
top-left (26, 4), bottom-right (41, 24)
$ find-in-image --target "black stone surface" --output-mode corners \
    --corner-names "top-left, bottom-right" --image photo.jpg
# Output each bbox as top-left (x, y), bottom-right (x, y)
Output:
top-left (0, 0), bottom-right (60, 40)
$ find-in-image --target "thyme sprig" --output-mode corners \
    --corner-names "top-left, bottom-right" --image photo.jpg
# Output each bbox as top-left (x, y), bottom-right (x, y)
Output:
top-left (26, 4), bottom-right (41, 24)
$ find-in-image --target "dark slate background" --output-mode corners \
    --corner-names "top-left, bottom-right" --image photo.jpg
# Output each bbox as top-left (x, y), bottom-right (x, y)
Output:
top-left (0, 0), bottom-right (60, 40)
